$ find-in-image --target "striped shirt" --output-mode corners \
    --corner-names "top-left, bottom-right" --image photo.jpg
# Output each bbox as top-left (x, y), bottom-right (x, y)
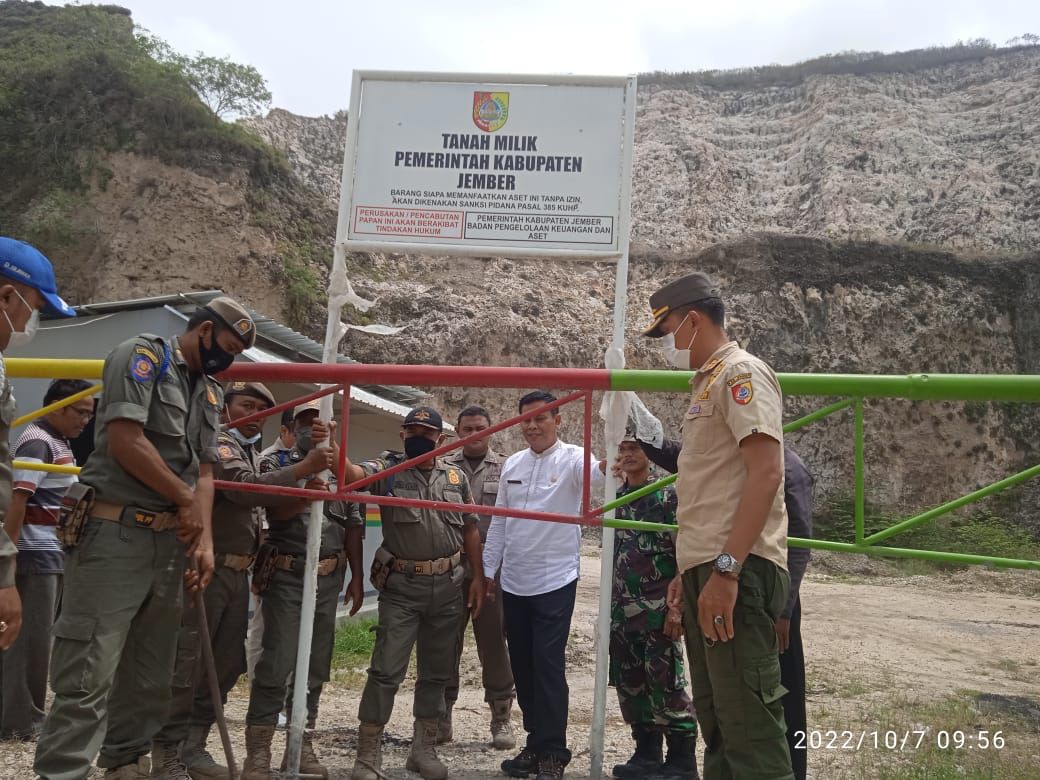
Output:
top-left (12, 420), bottom-right (76, 574)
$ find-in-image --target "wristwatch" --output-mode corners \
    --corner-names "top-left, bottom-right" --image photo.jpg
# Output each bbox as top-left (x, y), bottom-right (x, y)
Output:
top-left (713, 552), bottom-right (742, 579)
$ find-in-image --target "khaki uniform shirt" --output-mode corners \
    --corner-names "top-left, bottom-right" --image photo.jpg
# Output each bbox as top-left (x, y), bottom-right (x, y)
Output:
top-left (0, 359), bottom-right (18, 587)
top-left (260, 445), bottom-right (363, 558)
top-left (439, 447), bottom-right (504, 540)
top-left (212, 431), bottom-right (300, 556)
top-left (362, 453), bottom-right (478, 561)
top-left (80, 335), bottom-right (222, 511)
top-left (676, 341), bottom-right (789, 573)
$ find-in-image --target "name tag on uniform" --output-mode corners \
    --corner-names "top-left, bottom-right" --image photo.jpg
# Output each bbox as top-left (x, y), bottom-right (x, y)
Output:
top-left (507, 479), bottom-right (522, 484)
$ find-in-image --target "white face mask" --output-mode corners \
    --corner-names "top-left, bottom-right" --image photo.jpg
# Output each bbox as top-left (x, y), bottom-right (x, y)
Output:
top-left (228, 427), bottom-right (262, 446)
top-left (661, 314), bottom-right (698, 370)
top-left (4, 290), bottom-right (39, 349)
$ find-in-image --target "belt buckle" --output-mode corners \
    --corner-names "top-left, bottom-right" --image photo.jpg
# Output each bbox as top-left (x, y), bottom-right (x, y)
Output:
top-left (413, 563), bottom-right (424, 574)
top-left (133, 510), bottom-right (156, 528)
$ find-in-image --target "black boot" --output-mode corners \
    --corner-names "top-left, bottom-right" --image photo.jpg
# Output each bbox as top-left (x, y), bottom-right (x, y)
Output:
top-left (502, 745), bottom-right (539, 778)
top-left (612, 725), bottom-right (663, 778)
top-left (646, 731), bottom-right (699, 780)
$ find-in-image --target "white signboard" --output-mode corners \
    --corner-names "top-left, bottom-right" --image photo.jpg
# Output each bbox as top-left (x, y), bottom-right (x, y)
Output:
top-left (340, 72), bottom-right (632, 257)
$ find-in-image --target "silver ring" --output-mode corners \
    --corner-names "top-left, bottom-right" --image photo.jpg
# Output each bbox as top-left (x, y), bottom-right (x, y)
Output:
top-left (713, 615), bottom-right (725, 625)
top-left (0, 620), bottom-right (7, 633)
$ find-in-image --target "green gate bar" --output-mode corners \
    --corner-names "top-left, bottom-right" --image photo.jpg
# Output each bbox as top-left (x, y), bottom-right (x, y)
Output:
top-left (596, 519), bottom-right (1040, 571)
top-left (610, 371), bottom-right (1040, 401)
top-left (862, 463), bottom-right (1040, 546)
top-left (600, 372), bottom-right (1040, 571)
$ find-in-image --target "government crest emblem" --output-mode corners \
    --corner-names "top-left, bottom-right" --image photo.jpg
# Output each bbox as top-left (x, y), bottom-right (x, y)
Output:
top-left (473, 91), bottom-right (509, 133)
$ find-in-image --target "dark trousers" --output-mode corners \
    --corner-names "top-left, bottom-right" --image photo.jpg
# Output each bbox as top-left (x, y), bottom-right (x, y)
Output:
top-left (779, 597), bottom-right (806, 780)
top-left (502, 580), bottom-right (577, 765)
top-left (156, 566), bottom-right (251, 745)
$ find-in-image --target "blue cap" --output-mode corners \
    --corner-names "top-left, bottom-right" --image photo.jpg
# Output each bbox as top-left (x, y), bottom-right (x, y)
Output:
top-left (0, 237), bottom-right (75, 318)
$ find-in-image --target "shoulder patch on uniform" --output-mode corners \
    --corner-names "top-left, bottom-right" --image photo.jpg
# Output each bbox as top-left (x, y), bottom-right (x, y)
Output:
top-left (218, 444), bottom-right (235, 460)
top-left (731, 380), bottom-right (754, 405)
top-left (446, 468), bottom-right (462, 485)
top-left (726, 372), bottom-right (753, 387)
top-left (130, 354), bottom-right (155, 384)
top-left (134, 345), bottom-right (159, 364)
top-left (206, 384), bottom-right (219, 407)
top-left (706, 361), bottom-right (726, 386)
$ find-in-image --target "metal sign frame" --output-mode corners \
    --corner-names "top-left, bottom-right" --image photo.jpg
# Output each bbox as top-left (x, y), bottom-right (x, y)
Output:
top-left (337, 70), bottom-right (635, 260)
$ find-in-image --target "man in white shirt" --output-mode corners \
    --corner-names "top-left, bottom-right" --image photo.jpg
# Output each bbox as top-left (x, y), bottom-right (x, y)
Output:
top-left (483, 391), bottom-right (605, 780)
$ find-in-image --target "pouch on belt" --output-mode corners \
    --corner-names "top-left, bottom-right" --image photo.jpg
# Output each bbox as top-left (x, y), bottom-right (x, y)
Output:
top-left (58, 483), bottom-right (95, 550)
top-left (370, 546), bottom-right (396, 592)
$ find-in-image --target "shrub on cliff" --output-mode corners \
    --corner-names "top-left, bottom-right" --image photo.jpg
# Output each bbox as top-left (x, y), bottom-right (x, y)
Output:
top-left (0, 0), bottom-right (285, 226)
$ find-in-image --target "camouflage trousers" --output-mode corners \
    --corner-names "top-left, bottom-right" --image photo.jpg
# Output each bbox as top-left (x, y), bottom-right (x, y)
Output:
top-left (609, 624), bottom-right (697, 734)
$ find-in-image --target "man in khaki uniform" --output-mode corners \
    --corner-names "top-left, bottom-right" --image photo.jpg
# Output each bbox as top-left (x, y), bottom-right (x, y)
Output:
top-left (242, 400), bottom-right (365, 780)
top-left (245, 408), bottom-right (299, 683)
top-left (343, 407), bottom-right (486, 780)
top-left (0, 237), bottom-right (77, 653)
top-left (645, 273), bottom-right (793, 780)
top-left (438, 404), bottom-right (515, 749)
top-left (152, 382), bottom-right (335, 779)
top-left (34, 297), bottom-right (255, 780)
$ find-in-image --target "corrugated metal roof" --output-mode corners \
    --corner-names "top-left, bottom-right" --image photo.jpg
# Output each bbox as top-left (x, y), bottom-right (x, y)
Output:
top-left (72, 290), bottom-right (425, 406)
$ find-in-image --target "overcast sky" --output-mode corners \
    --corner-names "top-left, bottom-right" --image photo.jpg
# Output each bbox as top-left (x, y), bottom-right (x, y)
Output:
top-left (71, 0), bottom-right (1040, 117)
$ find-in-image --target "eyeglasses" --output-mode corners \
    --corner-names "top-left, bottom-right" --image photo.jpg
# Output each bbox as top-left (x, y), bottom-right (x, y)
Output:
top-left (65, 407), bottom-right (94, 421)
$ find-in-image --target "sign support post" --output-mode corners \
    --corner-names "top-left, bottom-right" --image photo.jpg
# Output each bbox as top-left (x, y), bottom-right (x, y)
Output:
top-left (589, 74), bottom-right (637, 780)
top-left (284, 71), bottom-right (365, 778)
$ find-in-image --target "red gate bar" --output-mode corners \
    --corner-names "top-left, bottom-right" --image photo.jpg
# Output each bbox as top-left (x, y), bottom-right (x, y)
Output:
top-left (337, 384), bottom-right (350, 486)
top-left (223, 362), bottom-right (613, 391)
top-left (210, 479), bottom-right (607, 528)
top-left (333, 390), bottom-right (587, 496)
top-left (582, 390), bottom-right (593, 517)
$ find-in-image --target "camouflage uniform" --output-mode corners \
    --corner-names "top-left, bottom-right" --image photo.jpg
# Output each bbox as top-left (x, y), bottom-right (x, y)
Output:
top-left (609, 478), bottom-right (696, 735)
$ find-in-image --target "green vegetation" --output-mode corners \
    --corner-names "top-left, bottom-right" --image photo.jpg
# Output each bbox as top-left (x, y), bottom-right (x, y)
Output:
top-left (816, 494), bottom-right (1040, 565)
top-left (0, 2), bottom-right (334, 332)
top-left (0, 1), bottom-right (285, 228)
top-left (331, 617), bottom-right (377, 682)
top-left (825, 692), bottom-right (1040, 779)
top-left (643, 37), bottom-right (1039, 91)
top-left (280, 241), bottom-right (325, 330)
top-left (138, 31), bottom-right (272, 118)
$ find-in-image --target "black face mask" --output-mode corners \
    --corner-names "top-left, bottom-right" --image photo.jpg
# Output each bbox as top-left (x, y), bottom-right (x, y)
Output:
top-left (296, 426), bottom-right (314, 454)
top-left (199, 330), bottom-right (235, 375)
top-left (404, 435), bottom-right (438, 461)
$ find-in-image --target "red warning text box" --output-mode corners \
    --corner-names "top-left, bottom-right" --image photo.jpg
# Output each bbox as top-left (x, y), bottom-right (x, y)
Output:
top-left (353, 206), bottom-right (464, 239)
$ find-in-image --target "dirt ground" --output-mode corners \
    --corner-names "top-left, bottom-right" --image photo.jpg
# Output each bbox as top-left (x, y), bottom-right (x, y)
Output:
top-left (2, 547), bottom-right (1038, 779)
